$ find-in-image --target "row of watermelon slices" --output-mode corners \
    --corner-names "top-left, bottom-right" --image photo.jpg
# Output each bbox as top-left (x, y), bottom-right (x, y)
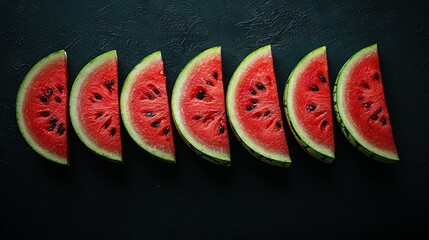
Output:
top-left (16, 45), bottom-right (399, 166)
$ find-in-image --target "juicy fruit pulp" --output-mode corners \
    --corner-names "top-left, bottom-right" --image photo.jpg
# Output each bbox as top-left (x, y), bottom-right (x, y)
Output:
top-left (284, 46), bottom-right (334, 163)
top-left (227, 45), bottom-right (290, 167)
top-left (334, 44), bottom-right (399, 163)
top-left (121, 51), bottom-right (175, 162)
top-left (16, 50), bottom-right (69, 165)
top-left (171, 46), bottom-right (230, 165)
top-left (70, 50), bottom-right (122, 162)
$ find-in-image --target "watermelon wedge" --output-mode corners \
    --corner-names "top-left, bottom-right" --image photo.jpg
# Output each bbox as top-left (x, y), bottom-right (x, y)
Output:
top-left (171, 46), bottom-right (230, 166)
top-left (226, 45), bottom-right (291, 167)
top-left (284, 46), bottom-right (335, 163)
top-left (334, 44), bottom-right (399, 163)
top-left (121, 51), bottom-right (175, 163)
top-left (69, 50), bottom-right (122, 162)
top-left (16, 50), bottom-right (69, 165)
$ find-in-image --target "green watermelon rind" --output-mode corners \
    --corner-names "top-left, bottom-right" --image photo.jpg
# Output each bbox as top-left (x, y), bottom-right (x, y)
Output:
top-left (120, 51), bottom-right (175, 163)
top-left (171, 46), bottom-right (231, 166)
top-left (284, 46), bottom-right (335, 163)
top-left (16, 50), bottom-right (69, 165)
top-left (226, 45), bottom-right (291, 167)
top-left (333, 44), bottom-right (399, 163)
top-left (69, 50), bottom-right (122, 162)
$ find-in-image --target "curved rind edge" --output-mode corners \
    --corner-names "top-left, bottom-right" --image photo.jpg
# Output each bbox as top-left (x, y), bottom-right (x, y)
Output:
top-left (120, 51), bottom-right (175, 163)
top-left (226, 45), bottom-right (291, 167)
top-left (333, 44), bottom-right (399, 164)
top-left (69, 50), bottom-right (122, 162)
top-left (284, 46), bottom-right (334, 163)
top-left (16, 50), bottom-right (69, 165)
top-left (171, 46), bottom-right (231, 166)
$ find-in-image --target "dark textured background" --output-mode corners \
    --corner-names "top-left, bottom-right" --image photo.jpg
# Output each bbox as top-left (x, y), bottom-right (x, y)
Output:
top-left (1, 0), bottom-right (429, 239)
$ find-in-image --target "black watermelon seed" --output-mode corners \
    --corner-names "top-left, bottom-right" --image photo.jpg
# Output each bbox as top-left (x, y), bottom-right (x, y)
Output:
top-left (55, 96), bottom-right (61, 103)
top-left (57, 123), bottom-right (65, 135)
top-left (147, 94), bottom-right (153, 100)
top-left (251, 99), bottom-right (257, 104)
top-left (206, 81), bottom-right (213, 86)
top-left (320, 75), bottom-right (327, 83)
top-left (358, 97), bottom-right (364, 101)
top-left (96, 112), bottom-right (103, 119)
top-left (213, 72), bottom-right (218, 79)
top-left (197, 90), bottom-right (206, 100)
top-left (308, 104), bottom-right (316, 111)
top-left (145, 112), bottom-right (154, 117)
top-left (310, 85), bottom-right (319, 91)
top-left (321, 120), bottom-right (328, 126)
top-left (39, 111), bottom-right (50, 117)
top-left (276, 122), bottom-right (282, 129)
top-left (247, 105), bottom-right (255, 111)
top-left (256, 83), bottom-right (265, 90)
top-left (364, 103), bottom-right (371, 108)
top-left (49, 117), bottom-right (58, 125)
top-left (363, 83), bottom-right (369, 89)
top-left (110, 127), bottom-right (116, 136)
top-left (219, 126), bottom-right (225, 134)
top-left (94, 93), bottom-right (102, 100)
top-left (163, 127), bottom-right (170, 135)
top-left (105, 80), bottom-right (114, 89)
top-left (57, 86), bottom-right (63, 93)
top-left (153, 89), bottom-right (160, 95)
top-left (49, 123), bottom-right (56, 131)
top-left (151, 121), bottom-right (160, 128)
top-left (375, 72), bottom-right (380, 80)
top-left (381, 117), bottom-right (387, 125)
top-left (264, 111), bottom-right (270, 116)
top-left (103, 118), bottom-right (112, 129)
top-left (372, 115), bottom-right (379, 120)
top-left (40, 96), bottom-right (48, 102)
top-left (250, 89), bottom-right (256, 95)
top-left (376, 107), bottom-right (382, 114)
top-left (194, 116), bottom-right (202, 120)
top-left (47, 88), bottom-right (53, 96)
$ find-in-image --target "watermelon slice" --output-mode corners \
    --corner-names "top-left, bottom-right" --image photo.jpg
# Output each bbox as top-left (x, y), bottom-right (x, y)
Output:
top-left (284, 46), bottom-right (335, 163)
top-left (334, 44), bottom-right (399, 163)
top-left (16, 50), bottom-right (69, 165)
top-left (121, 51), bottom-right (175, 163)
top-left (69, 50), bottom-right (122, 162)
top-left (226, 45), bottom-right (291, 167)
top-left (171, 46), bottom-right (230, 166)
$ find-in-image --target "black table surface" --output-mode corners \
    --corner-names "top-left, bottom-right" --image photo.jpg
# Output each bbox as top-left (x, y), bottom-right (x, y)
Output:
top-left (1, 1), bottom-right (428, 239)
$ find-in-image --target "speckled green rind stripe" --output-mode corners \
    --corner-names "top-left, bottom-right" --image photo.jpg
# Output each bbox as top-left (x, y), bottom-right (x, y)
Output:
top-left (284, 46), bottom-right (334, 164)
top-left (69, 50), bottom-right (122, 162)
top-left (333, 44), bottom-right (399, 164)
top-left (171, 46), bottom-right (230, 166)
top-left (120, 51), bottom-right (175, 164)
top-left (226, 45), bottom-right (291, 168)
top-left (16, 50), bottom-right (69, 165)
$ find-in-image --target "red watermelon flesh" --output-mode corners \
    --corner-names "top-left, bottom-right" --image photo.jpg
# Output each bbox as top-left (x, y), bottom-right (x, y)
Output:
top-left (180, 53), bottom-right (229, 152)
top-left (345, 51), bottom-right (396, 153)
top-left (17, 50), bottom-right (68, 164)
top-left (234, 52), bottom-right (289, 156)
top-left (124, 53), bottom-right (175, 159)
top-left (293, 51), bottom-right (334, 150)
